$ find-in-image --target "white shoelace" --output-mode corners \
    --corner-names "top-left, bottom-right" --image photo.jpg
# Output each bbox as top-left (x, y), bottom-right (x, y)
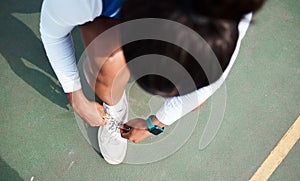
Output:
top-left (101, 100), bottom-right (127, 144)
top-left (104, 114), bottom-right (122, 135)
top-left (101, 112), bottom-right (128, 145)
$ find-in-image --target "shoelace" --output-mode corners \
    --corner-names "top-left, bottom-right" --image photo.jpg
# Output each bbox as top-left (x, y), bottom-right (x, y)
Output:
top-left (104, 114), bottom-right (121, 134)
top-left (101, 104), bottom-right (127, 144)
top-left (101, 113), bottom-right (124, 145)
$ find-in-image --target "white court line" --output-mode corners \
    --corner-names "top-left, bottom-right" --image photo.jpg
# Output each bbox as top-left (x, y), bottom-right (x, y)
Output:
top-left (250, 116), bottom-right (300, 181)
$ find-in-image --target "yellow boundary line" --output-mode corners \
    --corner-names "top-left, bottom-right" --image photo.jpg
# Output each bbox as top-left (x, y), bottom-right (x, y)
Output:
top-left (250, 116), bottom-right (300, 181)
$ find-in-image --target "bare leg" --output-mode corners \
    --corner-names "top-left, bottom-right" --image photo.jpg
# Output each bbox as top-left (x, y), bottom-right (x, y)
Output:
top-left (79, 17), bottom-right (130, 105)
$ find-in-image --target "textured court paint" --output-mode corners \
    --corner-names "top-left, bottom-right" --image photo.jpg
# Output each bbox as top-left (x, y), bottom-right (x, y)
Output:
top-left (250, 116), bottom-right (300, 181)
top-left (0, 0), bottom-right (299, 180)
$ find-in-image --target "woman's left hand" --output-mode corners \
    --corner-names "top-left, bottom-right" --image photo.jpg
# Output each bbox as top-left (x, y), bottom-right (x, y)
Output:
top-left (120, 118), bottom-right (151, 143)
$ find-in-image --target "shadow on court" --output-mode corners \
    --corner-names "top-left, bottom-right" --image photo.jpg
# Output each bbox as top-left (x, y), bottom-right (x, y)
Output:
top-left (0, 0), bottom-right (68, 109)
top-left (0, 157), bottom-right (23, 181)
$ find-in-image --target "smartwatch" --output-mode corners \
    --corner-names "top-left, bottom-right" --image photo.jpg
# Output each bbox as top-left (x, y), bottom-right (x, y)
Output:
top-left (146, 116), bottom-right (164, 135)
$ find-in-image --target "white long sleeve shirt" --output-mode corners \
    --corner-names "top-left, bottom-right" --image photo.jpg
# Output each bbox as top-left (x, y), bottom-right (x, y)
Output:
top-left (40, 0), bottom-right (121, 92)
top-left (156, 13), bottom-right (252, 125)
top-left (40, 0), bottom-right (252, 125)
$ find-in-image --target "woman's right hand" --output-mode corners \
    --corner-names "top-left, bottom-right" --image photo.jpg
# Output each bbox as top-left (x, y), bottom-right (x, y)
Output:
top-left (67, 89), bottom-right (106, 127)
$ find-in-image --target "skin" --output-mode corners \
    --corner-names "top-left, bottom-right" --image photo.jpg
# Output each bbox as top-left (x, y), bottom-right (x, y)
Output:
top-left (120, 116), bottom-right (165, 143)
top-left (70, 16), bottom-right (205, 143)
top-left (79, 17), bottom-right (129, 106)
top-left (67, 89), bottom-right (106, 127)
top-left (67, 17), bottom-right (130, 127)
top-left (120, 102), bottom-right (205, 142)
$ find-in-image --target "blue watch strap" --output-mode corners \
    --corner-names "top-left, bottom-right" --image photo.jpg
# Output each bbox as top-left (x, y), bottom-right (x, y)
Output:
top-left (146, 117), bottom-right (164, 132)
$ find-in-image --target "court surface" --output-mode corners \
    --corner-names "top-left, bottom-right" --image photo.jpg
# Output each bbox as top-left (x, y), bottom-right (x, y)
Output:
top-left (0, 0), bottom-right (299, 180)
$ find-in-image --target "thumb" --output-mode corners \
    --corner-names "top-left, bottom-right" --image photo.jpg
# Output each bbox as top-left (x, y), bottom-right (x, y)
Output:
top-left (95, 103), bottom-right (106, 125)
top-left (120, 124), bottom-right (131, 133)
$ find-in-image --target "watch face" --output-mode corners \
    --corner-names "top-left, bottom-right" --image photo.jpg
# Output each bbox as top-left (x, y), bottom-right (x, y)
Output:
top-left (151, 128), bottom-right (163, 135)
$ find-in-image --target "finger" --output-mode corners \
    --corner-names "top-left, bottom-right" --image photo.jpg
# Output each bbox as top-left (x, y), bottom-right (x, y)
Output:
top-left (100, 116), bottom-right (106, 125)
top-left (90, 122), bottom-right (99, 127)
top-left (95, 103), bottom-right (106, 117)
top-left (120, 130), bottom-right (128, 138)
top-left (94, 105), bottom-right (106, 126)
top-left (120, 124), bottom-right (131, 133)
top-left (91, 117), bottom-right (105, 127)
top-left (133, 139), bottom-right (142, 143)
top-left (120, 129), bottom-right (131, 139)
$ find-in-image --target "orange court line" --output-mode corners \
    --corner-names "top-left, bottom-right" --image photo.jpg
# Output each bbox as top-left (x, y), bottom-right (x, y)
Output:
top-left (249, 116), bottom-right (300, 181)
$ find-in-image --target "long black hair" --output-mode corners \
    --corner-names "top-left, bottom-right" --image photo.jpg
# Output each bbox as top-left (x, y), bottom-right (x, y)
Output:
top-left (120, 0), bottom-right (265, 97)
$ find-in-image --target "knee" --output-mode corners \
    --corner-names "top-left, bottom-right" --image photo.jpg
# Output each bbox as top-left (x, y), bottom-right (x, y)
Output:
top-left (95, 72), bottom-right (111, 88)
top-left (96, 58), bottom-right (130, 88)
top-left (96, 68), bottom-right (130, 89)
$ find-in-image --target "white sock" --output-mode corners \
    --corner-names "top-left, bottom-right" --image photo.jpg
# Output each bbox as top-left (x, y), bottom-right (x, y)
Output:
top-left (103, 92), bottom-right (126, 112)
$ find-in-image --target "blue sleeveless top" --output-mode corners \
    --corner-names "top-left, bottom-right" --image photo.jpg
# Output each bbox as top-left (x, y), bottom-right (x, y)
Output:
top-left (101, 0), bottom-right (124, 18)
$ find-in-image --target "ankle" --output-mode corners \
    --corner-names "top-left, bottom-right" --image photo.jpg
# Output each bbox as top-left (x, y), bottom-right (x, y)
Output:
top-left (104, 92), bottom-right (126, 112)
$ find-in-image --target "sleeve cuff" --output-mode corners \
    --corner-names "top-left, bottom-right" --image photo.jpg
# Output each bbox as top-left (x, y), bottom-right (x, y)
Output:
top-left (61, 79), bottom-right (82, 93)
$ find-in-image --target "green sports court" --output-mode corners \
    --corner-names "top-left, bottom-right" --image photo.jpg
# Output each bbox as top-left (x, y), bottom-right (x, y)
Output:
top-left (0, 0), bottom-right (299, 180)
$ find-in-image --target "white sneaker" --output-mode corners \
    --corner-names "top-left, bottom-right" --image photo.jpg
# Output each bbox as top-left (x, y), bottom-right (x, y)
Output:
top-left (98, 95), bottom-right (128, 164)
